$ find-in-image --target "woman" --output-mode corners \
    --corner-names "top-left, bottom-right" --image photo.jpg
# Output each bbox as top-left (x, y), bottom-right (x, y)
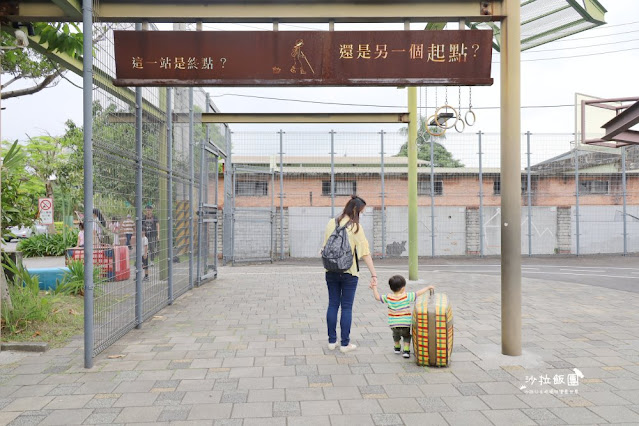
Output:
top-left (322, 195), bottom-right (377, 353)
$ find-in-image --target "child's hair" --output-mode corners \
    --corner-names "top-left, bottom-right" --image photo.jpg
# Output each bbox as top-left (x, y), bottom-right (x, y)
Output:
top-left (389, 275), bottom-right (406, 292)
top-left (79, 222), bottom-right (84, 230)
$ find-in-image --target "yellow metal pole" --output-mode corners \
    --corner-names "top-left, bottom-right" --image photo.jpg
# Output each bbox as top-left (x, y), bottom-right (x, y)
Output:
top-left (408, 87), bottom-right (418, 280)
top-left (501, 0), bottom-right (522, 356)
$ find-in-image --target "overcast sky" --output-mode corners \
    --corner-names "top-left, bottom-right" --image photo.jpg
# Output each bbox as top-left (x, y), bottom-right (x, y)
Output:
top-left (2, 0), bottom-right (637, 143)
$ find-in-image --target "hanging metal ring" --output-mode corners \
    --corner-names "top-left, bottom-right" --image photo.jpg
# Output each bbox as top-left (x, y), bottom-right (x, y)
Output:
top-left (465, 109), bottom-right (476, 127)
top-left (434, 105), bottom-right (459, 130)
top-left (425, 115), bottom-right (447, 137)
top-left (455, 117), bottom-right (466, 133)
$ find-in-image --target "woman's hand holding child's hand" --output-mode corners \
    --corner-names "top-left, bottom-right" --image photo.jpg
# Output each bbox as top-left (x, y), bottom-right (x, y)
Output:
top-left (369, 276), bottom-right (378, 289)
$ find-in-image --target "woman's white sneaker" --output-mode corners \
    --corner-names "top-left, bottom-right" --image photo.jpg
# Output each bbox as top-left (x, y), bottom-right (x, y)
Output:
top-left (340, 344), bottom-right (357, 353)
top-left (328, 343), bottom-right (336, 350)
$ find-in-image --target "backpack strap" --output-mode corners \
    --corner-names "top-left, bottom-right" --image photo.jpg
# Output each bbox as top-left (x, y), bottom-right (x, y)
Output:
top-left (336, 217), bottom-right (359, 272)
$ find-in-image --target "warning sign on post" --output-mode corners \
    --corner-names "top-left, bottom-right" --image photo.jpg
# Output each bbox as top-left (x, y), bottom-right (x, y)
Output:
top-left (39, 198), bottom-right (54, 225)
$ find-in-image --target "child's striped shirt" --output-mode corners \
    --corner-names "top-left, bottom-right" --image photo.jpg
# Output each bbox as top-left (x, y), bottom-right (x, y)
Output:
top-left (380, 292), bottom-right (416, 328)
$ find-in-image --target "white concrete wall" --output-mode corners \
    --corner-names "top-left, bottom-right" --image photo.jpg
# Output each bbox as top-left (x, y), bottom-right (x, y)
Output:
top-left (385, 206), bottom-right (467, 256)
top-left (572, 206), bottom-right (639, 254)
top-left (483, 207), bottom-right (558, 255)
top-left (288, 207), bottom-right (374, 258)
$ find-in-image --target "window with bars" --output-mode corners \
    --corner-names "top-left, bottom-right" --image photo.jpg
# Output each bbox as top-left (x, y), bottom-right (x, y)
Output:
top-left (322, 180), bottom-right (357, 196)
top-left (235, 179), bottom-right (268, 196)
top-left (418, 179), bottom-right (443, 196)
top-left (493, 178), bottom-right (530, 195)
top-left (579, 180), bottom-right (609, 194)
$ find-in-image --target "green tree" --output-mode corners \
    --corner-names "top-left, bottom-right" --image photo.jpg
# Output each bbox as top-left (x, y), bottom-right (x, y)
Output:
top-left (397, 116), bottom-right (464, 168)
top-left (1, 22), bottom-right (83, 99)
top-left (1, 141), bottom-right (38, 236)
top-left (1, 141), bottom-right (39, 314)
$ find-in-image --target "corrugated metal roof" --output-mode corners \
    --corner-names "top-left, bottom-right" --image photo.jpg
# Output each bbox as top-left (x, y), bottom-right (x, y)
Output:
top-left (231, 155), bottom-right (429, 165)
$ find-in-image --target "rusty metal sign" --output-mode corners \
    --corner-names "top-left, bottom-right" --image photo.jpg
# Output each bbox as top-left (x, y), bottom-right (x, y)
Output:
top-left (113, 30), bottom-right (493, 87)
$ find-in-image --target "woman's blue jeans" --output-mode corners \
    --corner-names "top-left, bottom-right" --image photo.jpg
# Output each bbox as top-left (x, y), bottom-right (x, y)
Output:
top-left (326, 271), bottom-right (359, 347)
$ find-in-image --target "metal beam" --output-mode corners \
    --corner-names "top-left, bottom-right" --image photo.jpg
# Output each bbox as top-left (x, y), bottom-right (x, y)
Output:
top-left (14, 1), bottom-right (502, 23)
top-left (109, 112), bottom-right (409, 124)
top-left (602, 101), bottom-right (639, 140)
top-left (51, 0), bottom-right (81, 18)
top-left (602, 130), bottom-right (639, 145)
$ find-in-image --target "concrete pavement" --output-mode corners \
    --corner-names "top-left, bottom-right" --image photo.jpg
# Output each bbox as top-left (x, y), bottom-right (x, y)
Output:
top-left (2, 259), bottom-right (639, 425)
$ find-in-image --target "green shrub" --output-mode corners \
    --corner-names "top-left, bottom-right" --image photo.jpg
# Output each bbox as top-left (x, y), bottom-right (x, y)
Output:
top-left (1, 255), bottom-right (56, 335)
top-left (56, 260), bottom-right (101, 296)
top-left (54, 221), bottom-right (76, 234)
top-left (17, 231), bottom-right (78, 257)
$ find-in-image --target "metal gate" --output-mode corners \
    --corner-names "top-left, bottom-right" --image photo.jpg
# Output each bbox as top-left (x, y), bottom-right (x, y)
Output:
top-left (197, 141), bottom-right (224, 283)
top-left (231, 165), bottom-right (275, 264)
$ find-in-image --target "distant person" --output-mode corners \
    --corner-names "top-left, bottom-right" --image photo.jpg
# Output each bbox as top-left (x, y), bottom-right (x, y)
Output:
top-left (370, 274), bottom-right (434, 359)
top-left (321, 195), bottom-right (377, 353)
top-left (142, 230), bottom-right (149, 281)
top-left (121, 214), bottom-right (135, 249)
top-left (143, 205), bottom-right (159, 262)
top-left (93, 208), bottom-right (106, 245)
top-left (109, 216), bottom-right (120, 246)
top-left (77, 222), bottom-right (84, 247)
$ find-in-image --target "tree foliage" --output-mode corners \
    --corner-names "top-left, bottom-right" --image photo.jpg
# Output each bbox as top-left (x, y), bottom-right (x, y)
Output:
top-left (397, 116), bottom-right (464, 168)
top-left (1, 22), bottom-right (83, 99)
top-left (1, 141), bottom-right (38, 236)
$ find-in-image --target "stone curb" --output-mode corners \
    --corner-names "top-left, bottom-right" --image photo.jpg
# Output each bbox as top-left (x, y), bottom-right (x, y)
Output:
top-left (1, 341), bottom-right (49, 352)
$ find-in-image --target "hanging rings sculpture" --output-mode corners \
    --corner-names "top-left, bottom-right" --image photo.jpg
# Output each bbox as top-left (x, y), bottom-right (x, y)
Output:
top-left (425, 87), bottom-right (476, 137)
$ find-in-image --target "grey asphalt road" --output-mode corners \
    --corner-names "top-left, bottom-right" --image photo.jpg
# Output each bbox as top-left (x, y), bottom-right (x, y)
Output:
top-left (371, 255), bottom-right (639, 293)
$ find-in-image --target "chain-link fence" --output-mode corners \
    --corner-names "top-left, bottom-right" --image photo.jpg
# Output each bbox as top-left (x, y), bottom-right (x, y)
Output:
top-left (85, 22), bottom-right (225, 360)
top-left (224, 130), bottom-right (639, 260)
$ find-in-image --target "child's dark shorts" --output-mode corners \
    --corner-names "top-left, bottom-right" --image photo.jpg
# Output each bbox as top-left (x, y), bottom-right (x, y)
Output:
top-left (392, 327), bottom-right (412, 342)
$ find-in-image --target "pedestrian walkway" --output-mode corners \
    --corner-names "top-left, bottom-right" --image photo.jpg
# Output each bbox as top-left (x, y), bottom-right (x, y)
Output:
top-left (2, 260), bottom-right (639, 425)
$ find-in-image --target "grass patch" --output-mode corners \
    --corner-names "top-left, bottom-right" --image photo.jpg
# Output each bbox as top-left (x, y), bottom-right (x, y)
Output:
top-left (2, 254), bottom-right (83, 348)
top-left (1, 295), bottom-right (83, 348)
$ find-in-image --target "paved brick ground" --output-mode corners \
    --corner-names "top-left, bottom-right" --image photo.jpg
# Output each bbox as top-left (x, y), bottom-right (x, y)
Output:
top-left (2, 260), bottom-right (639, 425)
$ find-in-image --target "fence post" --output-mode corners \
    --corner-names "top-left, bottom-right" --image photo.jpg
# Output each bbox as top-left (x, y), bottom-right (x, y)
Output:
top-left (231, 165), bottom-right (236, 263)
top-left (526, 131), bottom-right (532, 257)
top-left (330, 130), bottom-right (335, 218)
top-left (380, 130), bottom-right (386, 258)
top-left (167, 88), bottom-right (174, 304)
top-left (188, 88), bottom-right (194, 288)
top-left (134, 23), bottom-right (144, 330)
top-left (272, 169), bottom-right (275, 261)
top-left (574, 138), bottom-right (580, 256)
top-left (429, 129), bottom-right (435, 257)
top-left (196, 93), bottom-right (209, 285)
top-left (279, 130), bottom-right (284, 260)
top-left (478, 131), bottom-right (484, 257)
top-left (223, 128), bottom-right (233, 264)
top-left (622, 146), bottom-right (627, 256)
top-left (82, 0), bottom-right (95, 368)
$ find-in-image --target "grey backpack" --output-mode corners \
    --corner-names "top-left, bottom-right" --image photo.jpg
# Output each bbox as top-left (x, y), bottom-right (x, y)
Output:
top-left (321, 218), bottom-right (358, 272)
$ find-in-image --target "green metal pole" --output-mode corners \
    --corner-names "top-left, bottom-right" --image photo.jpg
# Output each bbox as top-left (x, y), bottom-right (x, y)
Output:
top-left (408, 87), bottom-right (418, 280)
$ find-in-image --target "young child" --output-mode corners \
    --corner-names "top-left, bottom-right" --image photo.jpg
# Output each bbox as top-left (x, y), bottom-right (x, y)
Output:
top-left (371, 275), bottom-right (434, 358)
top-left (77, 222), bottom-right (85, 247)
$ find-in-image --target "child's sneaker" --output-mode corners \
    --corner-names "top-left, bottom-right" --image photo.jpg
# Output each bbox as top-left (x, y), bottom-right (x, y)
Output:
top-left (328, 343), bottom-right (336, 350)
top-left (402, 350), bottom-right (410, 359)
top-left (394, 346), bottom-right (401, 354)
